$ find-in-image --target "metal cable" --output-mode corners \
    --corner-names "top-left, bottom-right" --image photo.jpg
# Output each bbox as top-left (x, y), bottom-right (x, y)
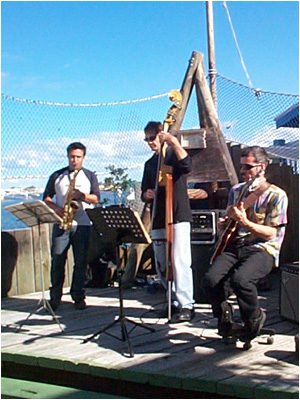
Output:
top-left (222, 1), bottom-right (254, 89)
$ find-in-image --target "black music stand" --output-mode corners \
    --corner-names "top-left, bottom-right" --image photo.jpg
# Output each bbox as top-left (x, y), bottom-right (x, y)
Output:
top-left (83, 206), bottom-right (155, 357)
top-left (5, 200), bottom-right (64, 332)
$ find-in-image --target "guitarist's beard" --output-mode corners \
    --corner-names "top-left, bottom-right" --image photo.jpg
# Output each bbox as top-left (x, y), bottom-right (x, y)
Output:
top-left (241, 170), bottom-right (265, 184)
top-left (248, 173), bottom-right (266, 191)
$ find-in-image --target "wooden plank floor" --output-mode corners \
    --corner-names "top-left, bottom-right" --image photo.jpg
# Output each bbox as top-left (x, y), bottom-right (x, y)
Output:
top-left (1, 271), bottom-right (299, 399)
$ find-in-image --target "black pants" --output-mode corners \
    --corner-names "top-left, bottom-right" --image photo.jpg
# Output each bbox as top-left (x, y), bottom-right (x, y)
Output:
top-left (204, 245), bottom-right (274, 322)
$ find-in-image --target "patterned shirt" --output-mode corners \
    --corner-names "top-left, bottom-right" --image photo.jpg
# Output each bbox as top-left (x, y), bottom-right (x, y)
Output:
top-left (228, 182), bottom-right (288, 267)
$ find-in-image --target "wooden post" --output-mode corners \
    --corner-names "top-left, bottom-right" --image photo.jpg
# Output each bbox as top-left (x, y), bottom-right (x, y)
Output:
top-left (206, 1), bottom-right (217, 109)
top-left (168, 50), bottom-right (238, 185)
top-left (194, 55), bottom-right (238, 185)
top-left (169, 51), bottom-right (202, 131)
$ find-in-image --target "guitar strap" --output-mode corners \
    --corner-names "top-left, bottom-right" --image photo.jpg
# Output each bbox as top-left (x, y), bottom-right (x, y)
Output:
top-left (243, 180), bottom-right (271, 210)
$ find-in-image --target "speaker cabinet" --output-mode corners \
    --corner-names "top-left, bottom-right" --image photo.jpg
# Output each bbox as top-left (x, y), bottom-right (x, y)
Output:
top-left (190, 209), bottom-right (221, 303)
top-left (191, 243), bottom-right (215, 303)
top-left (280, 262), bottom-right (299, 323)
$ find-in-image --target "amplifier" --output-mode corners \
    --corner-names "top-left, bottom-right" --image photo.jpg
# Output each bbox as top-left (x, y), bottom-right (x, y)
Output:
top-left (191, 243), bottom-right (214, 303)
top-left (191, 210), bottom-right (216, 244)
top-left (280, 262), bottom-right (299, 323)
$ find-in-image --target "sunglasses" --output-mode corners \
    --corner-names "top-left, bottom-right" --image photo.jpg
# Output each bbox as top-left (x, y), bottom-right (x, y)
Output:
top-left (144, 135), bottom-right (157, 142)
top-left (240, 163), bottom-right (262, 170)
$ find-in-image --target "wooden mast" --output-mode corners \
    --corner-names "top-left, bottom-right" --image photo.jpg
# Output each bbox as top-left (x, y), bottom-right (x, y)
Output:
top-left (206, 1), bottom-right (217, 109)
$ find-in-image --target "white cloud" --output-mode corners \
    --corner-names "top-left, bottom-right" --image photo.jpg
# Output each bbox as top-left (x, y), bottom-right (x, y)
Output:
top-left (1, 129), bottom-right (151, 182)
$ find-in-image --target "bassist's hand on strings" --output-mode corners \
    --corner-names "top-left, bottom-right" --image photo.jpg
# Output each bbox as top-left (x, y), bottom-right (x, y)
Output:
top-left (158, 131), bottom-right (175, 144)
top-left (143, 189), bottom-right (156, 202)
top-left (158, 131), bottom-right (181, 149)
top-left (158, 131), bottom-right (188, 161)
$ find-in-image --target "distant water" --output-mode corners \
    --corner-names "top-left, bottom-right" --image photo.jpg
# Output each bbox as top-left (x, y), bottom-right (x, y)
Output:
top-left (1, 191), bottom-right (117, 231)
top-left (1, 196), bottom-right (43, 231)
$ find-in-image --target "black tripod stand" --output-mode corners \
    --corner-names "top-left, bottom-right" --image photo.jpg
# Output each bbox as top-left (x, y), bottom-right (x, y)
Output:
top-left (83, 206), bottom-right (155, 357)
top-left (5, 200), bottom-right (64, 332)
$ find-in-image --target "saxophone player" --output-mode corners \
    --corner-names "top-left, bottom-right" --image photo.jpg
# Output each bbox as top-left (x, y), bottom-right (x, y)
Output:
top-left (43, 142), bottom-right (100, 311)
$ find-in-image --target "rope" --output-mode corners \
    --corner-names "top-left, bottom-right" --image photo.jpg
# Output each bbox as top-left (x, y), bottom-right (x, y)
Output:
top-left (222, 2), bottom-right (254, 89)
top-left (216, 73), bottom-right (299, 97)
top-left (1, 92), bottom-right (168, 107)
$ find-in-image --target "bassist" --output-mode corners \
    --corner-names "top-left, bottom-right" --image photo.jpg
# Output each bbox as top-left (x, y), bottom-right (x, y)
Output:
top-left (141, 121), bottom-right (195, 322)
top-left (204, 146), bottom-right (288, 341)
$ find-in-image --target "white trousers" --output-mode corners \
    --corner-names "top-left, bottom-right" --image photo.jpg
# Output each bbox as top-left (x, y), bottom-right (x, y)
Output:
top-left (152, 222), bottom-right (194, 309)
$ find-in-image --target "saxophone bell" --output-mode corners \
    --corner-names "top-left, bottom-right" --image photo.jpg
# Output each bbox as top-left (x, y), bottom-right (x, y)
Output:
top-left (70, 200), bottom-right (80, 210)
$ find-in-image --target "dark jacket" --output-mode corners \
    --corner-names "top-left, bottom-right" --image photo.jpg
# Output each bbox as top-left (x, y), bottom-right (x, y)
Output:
top-left (141, 146), bottom-right (192, 229)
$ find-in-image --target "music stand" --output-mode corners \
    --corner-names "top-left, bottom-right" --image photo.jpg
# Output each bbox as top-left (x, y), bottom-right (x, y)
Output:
top-left (83, 206), bottom-right (155, 357)
top-left (5, 200), bottom-right (64, 332)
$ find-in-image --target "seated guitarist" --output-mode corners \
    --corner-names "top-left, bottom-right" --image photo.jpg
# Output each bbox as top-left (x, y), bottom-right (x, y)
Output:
top-left (204, 146), bottom-right (288, 340)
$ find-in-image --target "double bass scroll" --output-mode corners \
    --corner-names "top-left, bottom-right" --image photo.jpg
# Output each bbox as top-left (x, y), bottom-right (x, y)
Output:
top-left (162, 90), bottom-right (183, 132)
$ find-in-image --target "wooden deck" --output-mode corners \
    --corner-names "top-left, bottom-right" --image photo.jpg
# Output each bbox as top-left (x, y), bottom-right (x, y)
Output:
top-left (1, 271), bottom-right (299, 399)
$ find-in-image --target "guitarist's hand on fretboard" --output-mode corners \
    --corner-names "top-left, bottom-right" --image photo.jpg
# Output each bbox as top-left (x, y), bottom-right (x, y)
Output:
top-left (227, 201), bottom-right (248, 226)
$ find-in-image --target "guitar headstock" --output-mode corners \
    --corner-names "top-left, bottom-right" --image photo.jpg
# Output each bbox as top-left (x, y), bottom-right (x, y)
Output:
top-left (249, 170), bottom-right (265, 187)
top-left (239, 170), bottom-right (265, 201)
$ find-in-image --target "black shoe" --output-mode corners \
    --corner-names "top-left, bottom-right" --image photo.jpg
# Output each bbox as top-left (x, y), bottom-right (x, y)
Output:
top-left (217, 321), bottom-right (233, 337)
top-left (74, 299), bottom-right (87, 310)
top-left (217, 301), bottom-right (233, 337)
top-left (48, 299), bottom-right (60, 312)
top-left (158, 305), bottom-right (180, 318)
top-left (241, 308), bottom-right (266, 341)
top-left (175, 308), bottom-right (195, 322)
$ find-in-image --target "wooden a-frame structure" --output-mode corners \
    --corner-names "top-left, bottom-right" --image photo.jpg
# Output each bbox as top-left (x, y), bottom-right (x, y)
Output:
top-left (170, 51), bottom-right (238, 186)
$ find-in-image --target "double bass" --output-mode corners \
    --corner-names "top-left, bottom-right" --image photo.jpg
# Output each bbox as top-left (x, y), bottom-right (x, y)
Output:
top-left (152, 90), bottom-right (182, 321)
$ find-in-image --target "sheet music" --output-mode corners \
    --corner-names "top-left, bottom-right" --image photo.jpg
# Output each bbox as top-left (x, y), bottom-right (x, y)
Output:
top-left (87, 207), bottom-right (151, 245)
top-left (5, 200), bottom-right (62, 227)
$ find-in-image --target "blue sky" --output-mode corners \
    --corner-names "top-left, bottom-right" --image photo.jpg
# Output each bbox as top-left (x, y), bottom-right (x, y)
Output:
top-left (1, 1), bottom-right (299, 104)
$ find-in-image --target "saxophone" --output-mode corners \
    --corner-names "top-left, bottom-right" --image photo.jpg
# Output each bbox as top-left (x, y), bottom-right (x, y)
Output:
top-left (60, 169), bottom-right (81, 230)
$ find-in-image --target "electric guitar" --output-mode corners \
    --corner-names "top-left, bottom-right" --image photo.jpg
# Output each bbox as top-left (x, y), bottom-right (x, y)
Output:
top-left (210, 171), bottom-right (264, 264)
